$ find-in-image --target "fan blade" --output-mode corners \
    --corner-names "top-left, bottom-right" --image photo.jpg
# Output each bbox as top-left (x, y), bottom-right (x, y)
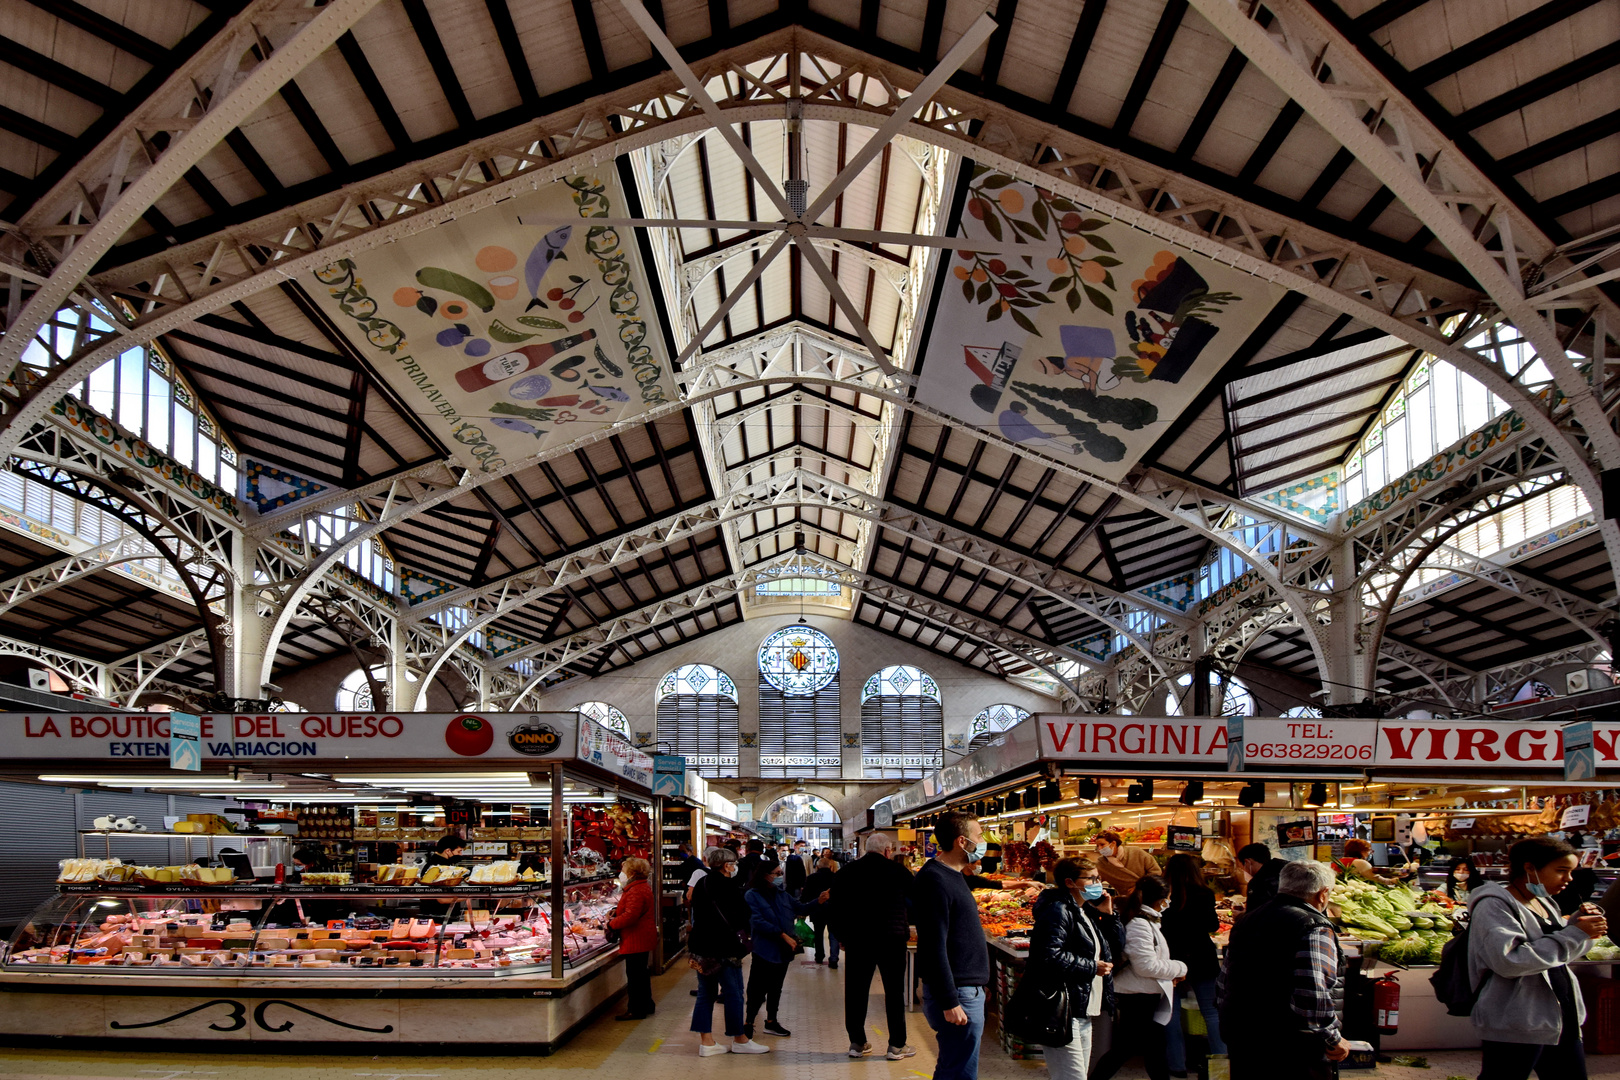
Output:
top-left (675, 232), bottom-right (791, 368)
top-left (518, 215), bottom-right (785, 233)
top-left (617, 0), bottom-right (794, 221)
top-left (793, 237), bottom-right (899, 378)
top-left (802, 13), bottom-right (998, 224)
top-left (810, 225), bottom-right (1073, 260)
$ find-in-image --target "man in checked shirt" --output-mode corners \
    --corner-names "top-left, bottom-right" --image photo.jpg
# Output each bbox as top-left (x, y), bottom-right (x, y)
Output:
top-left (1217, 860), bottom-right (1353, 1080)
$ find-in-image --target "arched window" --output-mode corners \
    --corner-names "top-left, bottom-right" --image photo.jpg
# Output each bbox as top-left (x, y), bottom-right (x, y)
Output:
top-left (757, 625), bottom-right (842, 779)
top-left (967, 704), bottom-right (1031, 752)
top-left (1166, 672), bottom-right (1255, 717)
top-left (575, 701), bottom-right (629, 739)
top-left (656, 664), bottom-right (739, 777)
top-left (861, 665), bottom-right (943, 779)
top-left (335, 666), bottom-right (415, 711)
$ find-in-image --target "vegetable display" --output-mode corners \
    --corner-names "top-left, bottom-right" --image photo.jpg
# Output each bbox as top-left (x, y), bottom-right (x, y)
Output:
top-left (1331, 877), bottom-right (1454, 965)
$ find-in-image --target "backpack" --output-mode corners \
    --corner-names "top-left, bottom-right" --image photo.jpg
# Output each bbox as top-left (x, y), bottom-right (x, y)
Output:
top-left (1429, 897), bottom-right (1506, 1016)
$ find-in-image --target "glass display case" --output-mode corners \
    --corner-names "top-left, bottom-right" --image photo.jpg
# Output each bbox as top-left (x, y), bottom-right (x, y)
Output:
top-left (2, 878), bottom-right (625, 976)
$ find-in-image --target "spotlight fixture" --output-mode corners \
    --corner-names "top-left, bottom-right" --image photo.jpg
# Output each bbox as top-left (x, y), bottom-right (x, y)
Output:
top-left (1306, 782), bottom-right (1329, 806)
top-left (1041, 781), bottom-right (1061, 804)
top-left (1237, 781), bottom-right (1266, 808)
top-left (1126, 783), bottom-right (1147, 804)
top-left (1025, 785), bottom-right (1041, 807)
top-left (1006, 791), bottom-right (1022, 811)
top-left (1076, 777), bottom-right (1101, 800)
top-left (1179, 780), bottom-right (1204, 806)
top-left (1139, 778), bottom-right (1154, 801)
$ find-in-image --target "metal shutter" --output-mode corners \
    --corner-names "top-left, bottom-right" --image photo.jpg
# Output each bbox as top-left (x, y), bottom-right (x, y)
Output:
top-left (759, 675), bottom-right (841, 779)
top-left (0, 782), bottom-right (77, 928)
top-left (656, 695), bottom-right (739, 777)
top-left (860, 697), bottom-right (944, 779)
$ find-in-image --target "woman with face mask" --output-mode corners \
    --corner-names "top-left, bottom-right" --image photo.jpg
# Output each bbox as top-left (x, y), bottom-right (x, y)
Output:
top-left (742, 858), bottom-right (830, 1039)
top-left (1446, 856), bottom-right (1482, 902)
top-left (1089, 874), bottom-right (1185, 1080)
top-left (1467, 836), bottom-right (1605, 1080)
top-left (1161, 854), bottom-right (1226, 1077)
top-left (609, 857), bottom-right (657, 1020)
top-left (689, 847), bottom-right (771, 1056)
top-left (1092, 829), bottom-right (1163, 897)
top-left (1025, 857), bottom-right (1125, 1080)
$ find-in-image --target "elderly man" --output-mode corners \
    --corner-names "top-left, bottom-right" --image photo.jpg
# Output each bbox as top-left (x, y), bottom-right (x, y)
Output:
top-left (830, 831), bottom-right (916, 1060)
top-left (1218, 860), bottom-right (1352, 1080)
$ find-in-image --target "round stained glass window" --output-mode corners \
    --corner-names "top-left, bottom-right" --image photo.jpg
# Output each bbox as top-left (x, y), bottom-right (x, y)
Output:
top-left (758, 625), bottom-right (839, 697)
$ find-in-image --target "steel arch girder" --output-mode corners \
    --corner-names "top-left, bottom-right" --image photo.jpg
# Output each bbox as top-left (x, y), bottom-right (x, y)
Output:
top-left (0, 0), bottom-right (386, 437)
top-left (491, 563), bottom-right (1090, 712)
top-left (0, 532), bottom-right (160, 616)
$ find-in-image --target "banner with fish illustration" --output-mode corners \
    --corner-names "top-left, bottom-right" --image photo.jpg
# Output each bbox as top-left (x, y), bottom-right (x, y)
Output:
top-left (307, 173), bottom-right (676, 475)
top-left (915, 162), bottom-right (1284, 481)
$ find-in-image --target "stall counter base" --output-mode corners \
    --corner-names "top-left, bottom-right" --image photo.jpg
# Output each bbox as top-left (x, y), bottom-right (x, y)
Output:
top-left (0, 945), bottom-right (626, 1052)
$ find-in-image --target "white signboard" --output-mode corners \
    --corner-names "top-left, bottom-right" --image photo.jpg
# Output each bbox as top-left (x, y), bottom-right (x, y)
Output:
top-left (1373, 720), bottom-right (1620, 768)
top-left (575, 718), bottom-right (654, 788)
top-left (1235, 718), bottom-right (1378, 769)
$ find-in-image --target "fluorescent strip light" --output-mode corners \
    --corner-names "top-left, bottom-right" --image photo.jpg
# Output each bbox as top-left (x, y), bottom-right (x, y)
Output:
top-left (40, 776), bottom-right (243, 786)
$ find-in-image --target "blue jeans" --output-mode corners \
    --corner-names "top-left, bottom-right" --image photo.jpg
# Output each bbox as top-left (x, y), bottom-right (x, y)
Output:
top-left (1167, 976), bottom-right (1227, 1071)
top-left (923, 984), bottom-right (986, 1080)
top-left (691, 961), bottom-right (745, 1037)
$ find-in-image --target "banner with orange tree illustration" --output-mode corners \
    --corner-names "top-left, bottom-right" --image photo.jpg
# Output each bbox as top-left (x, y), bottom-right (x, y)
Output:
top-left (915, 163), bottom-right (1284, 481)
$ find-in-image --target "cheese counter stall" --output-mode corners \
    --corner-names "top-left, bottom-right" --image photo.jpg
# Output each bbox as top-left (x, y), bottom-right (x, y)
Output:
top-left (0, 710), bottom-right (670, 1051)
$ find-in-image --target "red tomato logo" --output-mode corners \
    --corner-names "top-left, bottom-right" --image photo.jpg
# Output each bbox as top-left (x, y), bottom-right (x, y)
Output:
top-left (444, 714), bottom-right (494, 756)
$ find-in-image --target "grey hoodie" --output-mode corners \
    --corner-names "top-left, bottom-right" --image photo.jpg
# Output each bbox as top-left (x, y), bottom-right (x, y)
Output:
top-left (1465, 881), bottom-right (1590, 1044)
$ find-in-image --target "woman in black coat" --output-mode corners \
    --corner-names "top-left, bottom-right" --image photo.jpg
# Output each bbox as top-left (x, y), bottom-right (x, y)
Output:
top-left (1162, 853), bottom-right (1227, 1074)
top-left (688, 848), bottom-right (770, 1055)
top-left (1025, 856), bottom-right (1124, 1080)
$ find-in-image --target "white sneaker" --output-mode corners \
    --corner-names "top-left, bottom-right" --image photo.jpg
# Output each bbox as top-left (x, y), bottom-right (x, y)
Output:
top-left (886, 1045), bottom-right (917, 1060)
top-left (730, 1039), bottom-right (771, 1054)
top-left (849, 1042), bottom-right (874, 1057)
top-left (698, 1042), bottom-right (729, 1057)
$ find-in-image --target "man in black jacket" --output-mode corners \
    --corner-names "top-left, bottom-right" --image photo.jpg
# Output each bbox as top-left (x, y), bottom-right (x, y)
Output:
top-left (915, 811), bottom-right (990, 1080)
top-left (785, 839), bottom-right (809, 896)
top-left (830, 832), bottom-right (915, 1059)
top-left (1237, 843), bottom-right (1290, 913)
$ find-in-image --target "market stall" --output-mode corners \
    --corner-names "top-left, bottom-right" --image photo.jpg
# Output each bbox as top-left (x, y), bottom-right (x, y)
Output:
top-left (0, 710), bottom-right (667, 1051)
top-left (888, 712), bottom-right (1620, 1060)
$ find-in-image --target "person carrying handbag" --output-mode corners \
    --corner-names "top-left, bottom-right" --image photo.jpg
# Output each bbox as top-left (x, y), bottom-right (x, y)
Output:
top-left (688, 847), bottom-right (770, 1056)
top-left (1017, 857), bottom-right (1125, 1080)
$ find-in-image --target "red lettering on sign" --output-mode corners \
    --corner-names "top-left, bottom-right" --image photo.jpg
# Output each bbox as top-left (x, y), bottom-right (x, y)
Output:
top-left (25, 717), bottom-right (60, 737)
top-left (1595, 731), bottom-right (1618, 762)
top-left (1046, 722), bottom-right (1074, 753)
top-left (1209, 725), bottom-right (1228, 755)
top-left (1505, 729), bottom-right (1549, 761)
top-left (1382, 727), bottom-right (1421, 759)
top-left (1163, 725), bottom-right (1187, 755)
top-left (379, 715), bottom-right (402, 737)
top-left (1093, 724), bottom-right (1117, 755)
top-left (1425, 728), bottom-right (1451, 760)
top-left (1121, 724), bottom-right (1146, 754)
top-left (1453, 728), bottom-right (1501, 762)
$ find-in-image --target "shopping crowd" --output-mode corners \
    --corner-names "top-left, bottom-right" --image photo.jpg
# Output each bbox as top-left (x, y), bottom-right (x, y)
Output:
top-left (618, 820), bottom-right (1605, 1080)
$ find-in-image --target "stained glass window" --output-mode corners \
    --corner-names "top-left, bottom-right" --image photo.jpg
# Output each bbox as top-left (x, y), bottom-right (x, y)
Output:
top-left (967, 704), bottom-right (1031, 751)
top-left (758, 625), bottom-right (840, 696)
top-left (758, 626), bottom-right (841, 779)
top-left (656, 664), bottom-right (739, 777)
top-left (861, 665), bottom-right (943, 779)
top-left (575, 701), bottom-right (630, 739)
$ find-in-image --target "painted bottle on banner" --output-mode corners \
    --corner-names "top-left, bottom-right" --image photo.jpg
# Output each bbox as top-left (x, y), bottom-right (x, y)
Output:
top-left (455, 330), bottom-right (597, 391)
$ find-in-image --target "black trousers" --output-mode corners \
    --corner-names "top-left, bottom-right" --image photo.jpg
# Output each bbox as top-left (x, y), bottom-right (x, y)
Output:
top-left (844, 940), bottom-right (908, 1048)
top-left (1479, 1034), bottom-right (1588, 1080)
top-left (1091, 992), bottom-right (1171, 1080)
top-left (623, 951), bottom-right (654, 1015)
top-left (746, 956), bottom-right (790, 1025)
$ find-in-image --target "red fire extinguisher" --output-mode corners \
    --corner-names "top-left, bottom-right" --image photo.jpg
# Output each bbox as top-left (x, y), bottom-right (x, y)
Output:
top-left (1374, 974), bottom-right (1401, 1034)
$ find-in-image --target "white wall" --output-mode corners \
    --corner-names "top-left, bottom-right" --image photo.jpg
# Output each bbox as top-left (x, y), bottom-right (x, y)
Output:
top-left (519, 614), bottom-right (1058, 779)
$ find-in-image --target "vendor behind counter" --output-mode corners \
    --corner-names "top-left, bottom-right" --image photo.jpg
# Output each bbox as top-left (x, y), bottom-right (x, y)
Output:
top-left (1092, 830), bottom-right (1162, 894)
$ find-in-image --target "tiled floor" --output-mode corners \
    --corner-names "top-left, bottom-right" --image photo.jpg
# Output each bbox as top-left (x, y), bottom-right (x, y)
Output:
top-left (1, 957), bottom-right (1617, 1079)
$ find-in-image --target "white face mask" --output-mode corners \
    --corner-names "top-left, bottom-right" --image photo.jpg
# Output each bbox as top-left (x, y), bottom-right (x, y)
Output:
top-left (1097, 844), bottom-right (1116, 859)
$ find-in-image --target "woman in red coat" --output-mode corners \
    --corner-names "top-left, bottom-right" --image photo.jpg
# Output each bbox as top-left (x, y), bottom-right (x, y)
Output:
top-left (611, 857), bottom-right (658, 1020)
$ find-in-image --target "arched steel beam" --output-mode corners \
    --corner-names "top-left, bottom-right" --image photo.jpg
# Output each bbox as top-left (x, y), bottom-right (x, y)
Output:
top-left (0, 0), bottom-right (385, 442)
